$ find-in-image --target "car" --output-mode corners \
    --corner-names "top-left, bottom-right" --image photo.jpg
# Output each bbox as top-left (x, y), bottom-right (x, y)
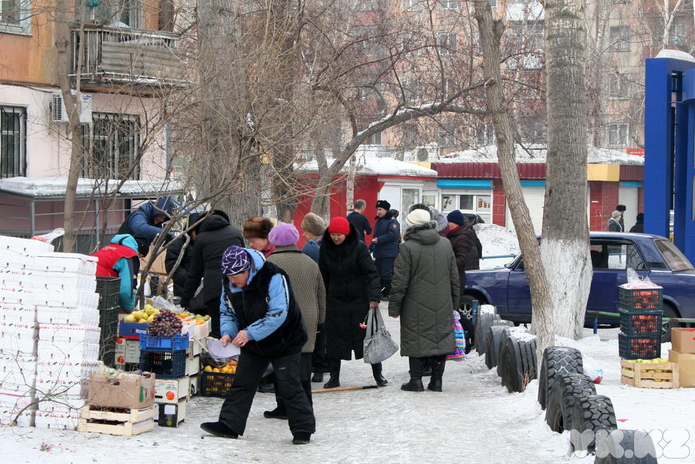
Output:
top-left (463, 232), bottom-right (695, 341)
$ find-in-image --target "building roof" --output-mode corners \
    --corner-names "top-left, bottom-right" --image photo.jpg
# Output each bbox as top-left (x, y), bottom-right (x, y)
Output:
top-left (0, 177), bottom-right (184, 199)
top-left (296, 156), bottom-right (437, 177)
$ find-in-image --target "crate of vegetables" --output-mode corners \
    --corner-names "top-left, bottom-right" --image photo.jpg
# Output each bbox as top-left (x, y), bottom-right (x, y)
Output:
top-left (619, 286), bottom-right (663, 312)
top-left (619, 309), bottom-right (663, 336)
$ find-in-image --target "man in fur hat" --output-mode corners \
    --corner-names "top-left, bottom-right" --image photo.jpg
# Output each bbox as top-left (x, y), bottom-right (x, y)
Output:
top-left (371, 199), bottom-right (400, 300)
top-left (300, 212), bottom-right (326, 264)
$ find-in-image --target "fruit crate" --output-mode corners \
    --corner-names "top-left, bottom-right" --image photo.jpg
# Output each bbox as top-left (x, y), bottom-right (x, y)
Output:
top-left (618, 333), bottom-right (661, 360)
top-left (96, 276), bottom-right (121, 311)
top-left (139, 333), bottom-right (189, 351)
top-left (99, 307), bottom-right (120, 367)
top-left (618, 287), bottom-right (663, 312)
top-left (139, 349), bottom-right (186, 379)
top-left (619, 309), bottom-right (663, 336)
top-left (200, 371), bottom-right (235, 397)
top-left (620, 359), bottom-right (679, 389)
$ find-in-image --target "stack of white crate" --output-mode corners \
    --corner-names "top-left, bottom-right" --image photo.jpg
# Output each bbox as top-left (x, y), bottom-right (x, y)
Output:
top-left (33, 252), bottom-right (101, 430)
top-left (0, 236), bottom-right (52, 427)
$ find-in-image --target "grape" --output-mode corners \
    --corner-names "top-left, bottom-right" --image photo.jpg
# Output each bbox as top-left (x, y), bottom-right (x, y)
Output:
top-left (147, 309), bottom-right (183, 337)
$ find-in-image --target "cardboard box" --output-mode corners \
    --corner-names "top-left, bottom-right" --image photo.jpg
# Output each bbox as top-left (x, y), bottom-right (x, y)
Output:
top-left (669, 350), bottom-right (695, 387)
top-left (154, 377), bottom-right (190, 403)
top-left (155, 398), bottom-right (186, 427)
top-left (671, 328), bottom-right (695, 354)
top-left (88, 372), bottom-right (156, 409)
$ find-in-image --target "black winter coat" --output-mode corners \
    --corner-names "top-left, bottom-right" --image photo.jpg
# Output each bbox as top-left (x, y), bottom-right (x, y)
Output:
top-left (165, 235), bottom-right (192, 297)
top-left (181, 214), bottom-right (244, 306)
top-left (319, 223), bottom-right (381, 360)
top-left (446, 225), bottom-right (472, 306)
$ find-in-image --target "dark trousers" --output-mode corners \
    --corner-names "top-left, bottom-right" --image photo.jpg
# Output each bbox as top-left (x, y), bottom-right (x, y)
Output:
top-left (375, 257), bottom-right (395, 295)
top-left (312, 329), bottom-right (329, 373)
top-left (219, 349), bottom-right (315, 436)
top-left (274, 353), bottom-right (313, 413)
top-left (204, 298), bottom-right (221, 339)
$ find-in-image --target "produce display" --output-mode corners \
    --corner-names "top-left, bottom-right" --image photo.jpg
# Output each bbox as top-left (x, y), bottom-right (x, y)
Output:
top-left (123, 304), bottom-right (160, 323)
top-left (178, 311), bottom-right (211, 325)
top-left (204, 359), bottom-right (237, 374)
top-left (147, 309), bottom-right (183, 337)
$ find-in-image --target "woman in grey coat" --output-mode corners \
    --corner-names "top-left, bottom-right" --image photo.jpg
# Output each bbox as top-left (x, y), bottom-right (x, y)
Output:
top-left (388, 209), bottom-right (459, 392)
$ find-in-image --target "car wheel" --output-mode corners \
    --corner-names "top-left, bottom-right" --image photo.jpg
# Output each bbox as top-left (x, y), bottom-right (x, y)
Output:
top-left (661, 303), bottom-right (678, 343)
top-left (569, 394), bottom-right (617, 453)
top-left (460, 294), bottom-right (484, 320)
top-left (594, 429), bottom-right (659, 464)
top-left (538, 346), bottom-right (583, 410)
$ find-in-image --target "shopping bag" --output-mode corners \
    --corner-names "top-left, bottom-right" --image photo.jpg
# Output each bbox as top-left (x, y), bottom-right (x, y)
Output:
top-left (446, 311), bottom-right (466, 362)
top-left (363, 307), bottom-right (399, 364)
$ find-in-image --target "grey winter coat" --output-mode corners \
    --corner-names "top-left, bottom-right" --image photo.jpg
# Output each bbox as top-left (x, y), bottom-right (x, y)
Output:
top-left (267, 245), bottom-right (326, 353)
top-left (388, 221), bottom-right (459, 357)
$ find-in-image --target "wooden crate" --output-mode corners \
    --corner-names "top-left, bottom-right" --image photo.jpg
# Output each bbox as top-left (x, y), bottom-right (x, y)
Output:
top-left (620, 360), bottom-right (680, 389)
top-left (78, 404), bottom-right (155, 436)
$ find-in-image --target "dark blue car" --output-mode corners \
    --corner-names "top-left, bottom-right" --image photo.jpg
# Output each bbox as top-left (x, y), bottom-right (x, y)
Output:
top-left (463, 232), bottom-right (695, 340)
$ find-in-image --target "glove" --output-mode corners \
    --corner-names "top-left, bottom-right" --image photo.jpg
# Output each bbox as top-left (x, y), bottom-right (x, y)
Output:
top-left (179, 298), bottom-right (190, 309)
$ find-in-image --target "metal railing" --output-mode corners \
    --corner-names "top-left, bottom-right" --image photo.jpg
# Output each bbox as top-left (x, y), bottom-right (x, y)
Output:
top-left (70, 25), bottom-right (189, 88)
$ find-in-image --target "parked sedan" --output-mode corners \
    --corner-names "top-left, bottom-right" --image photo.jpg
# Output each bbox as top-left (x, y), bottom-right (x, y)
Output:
top-left (463, 232), bottom-right (695, 340)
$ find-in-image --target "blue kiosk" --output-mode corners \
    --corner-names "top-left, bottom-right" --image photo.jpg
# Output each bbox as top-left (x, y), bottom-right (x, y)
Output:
top-left (645, 54), bottom-right (695, 263)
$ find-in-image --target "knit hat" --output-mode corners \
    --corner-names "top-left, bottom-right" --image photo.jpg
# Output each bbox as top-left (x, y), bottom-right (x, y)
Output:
top-left (133, 234), bottom-right (151, 257)
top-left (328, 217), bottom-right (351, 235)
top-left (611, 210), bottom-right (622, 219)
top-left (376, 199), bottom-right (391, 210)
top-left (406, 209), bottom-right (431, 226)
top-left (268, 222), bottom-right (299, 247)
top-left (243, 216), bottom-right (274, 240)
top-left (221, 246), bottom-right (251, 275)
top-left (300, 213), bottom-right (326, 237)
top-left (447, 210), bottom-right (466, 226)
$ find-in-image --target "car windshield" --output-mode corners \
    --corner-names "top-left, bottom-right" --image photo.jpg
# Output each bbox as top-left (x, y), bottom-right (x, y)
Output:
top-left (655, 239), bottom-right (695, 271)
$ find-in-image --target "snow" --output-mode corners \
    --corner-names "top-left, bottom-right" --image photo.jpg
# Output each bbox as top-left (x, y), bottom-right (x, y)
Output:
top-left (2, 225), bottom-right (694, 463)
top-left (0, 177), bottom-right (184, 197)
top-left (296, 156), bottom-right (438, 177)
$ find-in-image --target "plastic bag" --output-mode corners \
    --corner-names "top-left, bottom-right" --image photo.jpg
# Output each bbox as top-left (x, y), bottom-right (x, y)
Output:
top-left (446, 311), bottom-right (467, 362)
top-left (31, 228), bottom-right (65, 244)
top-left (623, 268), bottom-right (659, 289)
top-left (583, 357), bottom-right (604, 384)
top-left (152, 295), bottom-right (177, 312)
top-left (363, 307), bottom-right (399, 364)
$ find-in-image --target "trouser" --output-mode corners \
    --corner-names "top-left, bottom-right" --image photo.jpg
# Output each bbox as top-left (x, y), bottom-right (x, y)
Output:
top-left (274, 353), bottom-right (313, 412)
top-left (311, 329), bottom-right (329, 373)
top-left (375, 257), bottom-right (395, 296)
top-left (219, 349), bottom-right (315, 436)
top-left (204, 298), bottom-right (221, 338)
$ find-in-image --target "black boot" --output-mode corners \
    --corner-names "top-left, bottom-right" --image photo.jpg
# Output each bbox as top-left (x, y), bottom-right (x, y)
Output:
top-left (311, 372), bottom-right (324, 383)
top-left (427, 357), bottom-right (446, 392)
top-left (323, 358), bottom-right (341, 388)
top-left (421, 358), bottom-right (432, 377)
top-left (401, 357), bottom-right (424, 392)
top-left (371, 363), bottom-right (388, 387)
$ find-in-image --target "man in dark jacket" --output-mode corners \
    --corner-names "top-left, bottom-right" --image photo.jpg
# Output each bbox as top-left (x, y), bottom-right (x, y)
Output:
top-left (165, 212), bottom-right (204, 297)
top-left (200, 246), bottom-right (315, 445)
top-left (180, 210), bottom-right (244, 337)
top-left (370, 200), bottom-right (400, 300)
top-left (118, 197), bottom-right (176, 243)
top-left (347, 199), bottom-right (372, 242)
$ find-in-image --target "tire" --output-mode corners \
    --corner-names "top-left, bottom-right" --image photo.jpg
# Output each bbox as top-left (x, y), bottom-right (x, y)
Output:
top-left (499, 336), bottom-right (536, 393)
top-left (485, 325), bottom-right (507, 369)
top-left (460, 294), bottom-right (481, 320)
top-left (569, 394), bottom-right (617, 453)
top-left (474, 308), bottom-right (497, 356)
top-left (594, 429), bottom-right (659, 464)
top-left (518, 337), bottom-right (537, 382)
top-left (496, 326), bottom-right (527, 377)
top-left (660, 303), bottom-right (678, 343)
top-left (545, 373), bottom-right (596, 433)
top-left (538, 346), bottom-right (583, 410)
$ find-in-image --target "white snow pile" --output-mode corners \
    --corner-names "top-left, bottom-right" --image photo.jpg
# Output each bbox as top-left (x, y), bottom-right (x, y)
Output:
top-left (476, 223), bottom-right (521, 269)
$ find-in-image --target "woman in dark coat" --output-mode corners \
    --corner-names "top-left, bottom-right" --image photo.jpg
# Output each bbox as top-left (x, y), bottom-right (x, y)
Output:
top-left (389, 209), bottom-right (459, 392)
top-left (446, 210), bottom-right (477, 351)
top-left (319, 216), bottom-right (385, 388)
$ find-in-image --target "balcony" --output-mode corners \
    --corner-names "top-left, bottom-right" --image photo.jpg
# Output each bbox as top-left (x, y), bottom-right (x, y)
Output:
top-left (70, 24), bottom-right (189, 91)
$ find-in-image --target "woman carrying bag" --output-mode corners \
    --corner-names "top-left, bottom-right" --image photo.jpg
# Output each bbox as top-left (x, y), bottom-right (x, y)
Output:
top-left (388, 209), bottom-right (459, 392)
top-left (319, 217), bottom-right (387, 388)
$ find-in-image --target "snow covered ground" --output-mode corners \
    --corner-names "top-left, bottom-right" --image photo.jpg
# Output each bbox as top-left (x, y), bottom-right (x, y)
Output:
top-left (2, 224), bottom-right (693, 463)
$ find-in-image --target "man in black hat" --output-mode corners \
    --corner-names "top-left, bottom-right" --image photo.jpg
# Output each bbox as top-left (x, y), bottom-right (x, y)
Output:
top-left (371, 199), bottom-right (400, 300)
top-left (616, 205), bottom-right (626, 231)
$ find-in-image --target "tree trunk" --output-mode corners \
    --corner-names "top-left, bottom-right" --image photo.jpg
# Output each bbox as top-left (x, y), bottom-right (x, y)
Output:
top-left (543, 0), bottom-right (592, 340)
top-left (473, 0), bottom-right (554, 355)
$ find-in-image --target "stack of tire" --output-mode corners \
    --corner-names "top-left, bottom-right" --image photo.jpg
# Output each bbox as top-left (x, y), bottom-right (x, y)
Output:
top-left (476, 305), bottom-right (537, 393)
top-left (538, 346), bottom-right (658, 463)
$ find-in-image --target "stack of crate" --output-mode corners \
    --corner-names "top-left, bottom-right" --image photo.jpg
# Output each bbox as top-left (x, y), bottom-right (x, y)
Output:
top-left (95, 277), bottom-right (121, 367)
top-left (618, 285), bottom-right (664, 360)
top-left (139, 333), bottom-right (191, 427)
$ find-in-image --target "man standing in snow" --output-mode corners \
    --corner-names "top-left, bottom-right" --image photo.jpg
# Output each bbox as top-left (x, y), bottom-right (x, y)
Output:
top-left (347, 199), bottom-right (372, 242)
top-left (371, 200), bottom-right (400, 300)
top-left (200, 246), bottom-right (315, 445)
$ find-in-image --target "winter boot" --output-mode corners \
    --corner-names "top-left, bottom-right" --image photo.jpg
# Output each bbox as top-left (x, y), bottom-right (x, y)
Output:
top-left (371, 363), bottom-right (388, 387)
top-left (421, 358), bottom-right (432, 377)
top-left (401, 357), bottom-right (425, 392)
top-left (427, 357), bottom-right (446, 392)
top-left (323, 358), bottom-right (341, 389)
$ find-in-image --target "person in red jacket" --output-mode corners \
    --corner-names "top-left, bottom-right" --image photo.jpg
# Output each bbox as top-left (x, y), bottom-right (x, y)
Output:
top-left (93, 234), bottom-right (149, 312)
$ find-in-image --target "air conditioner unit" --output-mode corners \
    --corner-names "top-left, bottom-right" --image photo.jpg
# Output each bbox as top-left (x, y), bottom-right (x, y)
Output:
top-left (51, 91), bottom-right (93, 124)
top-left (416, 147), bottom-right (429, 162)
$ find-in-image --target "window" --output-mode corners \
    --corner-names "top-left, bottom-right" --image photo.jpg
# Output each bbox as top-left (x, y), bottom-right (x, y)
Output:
top-left (441, 193), bottom-right (492, 222)
top-left (608, 74), bottom-right (629, 99)
top-left (402, 0), bottom-right (421, 11)
top-left (366, 131), bottom-right (382, 145)
top-left (609, 26), bottom-right (631, 52)
top-left (477, 123), bottom-right (495, 147)
top-left (439, 0), bottom-right (459, 9)
top-left (83, 113), bottom-right (141, 180)
top-left (0, 106), bottom-right (26, 178)
top-left (356, 0), bottom-right (379, 10)
top-left (437, 125), bottom-right (457, 147)
top-left (437, 32), bottom-right (457, 55)
top-left (1, 0), bottom-right (31, 34)
top-left (518, 114), bottom-right (546, 144)
top-left (76, 0), bottom-right (142, 28)
top-left (607, 123), bottom-right (628, 148)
